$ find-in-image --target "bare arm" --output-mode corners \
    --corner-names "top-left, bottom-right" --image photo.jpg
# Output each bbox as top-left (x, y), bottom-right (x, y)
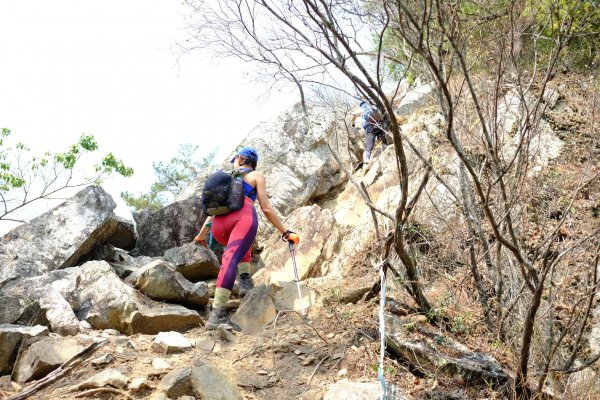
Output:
top-left (254, 172), bottom-right (286, 234)
top-left (194, 216), bottom-right (213, 242)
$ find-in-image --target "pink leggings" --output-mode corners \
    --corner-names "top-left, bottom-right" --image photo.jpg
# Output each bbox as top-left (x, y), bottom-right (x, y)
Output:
top-left (211, 197), bottom-right (258, 290)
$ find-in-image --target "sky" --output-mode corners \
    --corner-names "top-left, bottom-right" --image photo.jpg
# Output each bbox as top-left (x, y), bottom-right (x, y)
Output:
top-left (0, 1), bottom-right (298, 230)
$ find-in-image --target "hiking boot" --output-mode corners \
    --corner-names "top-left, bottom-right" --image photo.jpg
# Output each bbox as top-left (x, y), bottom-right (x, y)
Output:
top-left (239, 273), bottom-right (255, 298)
top-left (206, 306), bottom-right (241, 331)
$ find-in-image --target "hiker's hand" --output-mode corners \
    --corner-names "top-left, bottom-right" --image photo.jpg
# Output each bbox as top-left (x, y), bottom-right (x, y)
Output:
top-left (194, 237), bottom-right (208, 247)
top-left (282, 230), bottom-right (300, 244)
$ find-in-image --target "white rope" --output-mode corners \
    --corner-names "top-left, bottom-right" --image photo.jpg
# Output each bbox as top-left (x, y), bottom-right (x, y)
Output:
top-left (378, 263), bottom-right (387, 399)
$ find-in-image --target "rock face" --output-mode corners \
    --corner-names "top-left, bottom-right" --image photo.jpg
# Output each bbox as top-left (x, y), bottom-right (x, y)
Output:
top-left (0, 324), bottom-right (48, 375)
top-left (176, 103), bottom-right (354, 246)
top-left (0, 186), bottom-right (135, 287)
top-left (260, 205), bottom-right (339, 284)
top-left (133, 195), bottom-right (205, 257)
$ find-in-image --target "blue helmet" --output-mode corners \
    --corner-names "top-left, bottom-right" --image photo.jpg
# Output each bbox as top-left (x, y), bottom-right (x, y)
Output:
top-left (230, 146), bottom-right (259, 163)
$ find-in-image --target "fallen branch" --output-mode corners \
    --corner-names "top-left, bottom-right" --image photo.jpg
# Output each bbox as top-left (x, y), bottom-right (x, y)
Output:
top-left (7, 340), bottom-right (108, 400)
top-left (305, 355), bottom-right (330, 391)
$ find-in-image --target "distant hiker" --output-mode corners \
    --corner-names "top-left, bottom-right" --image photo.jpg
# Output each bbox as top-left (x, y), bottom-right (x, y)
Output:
top-left (352, 100), bottom-right (388, 169)
top-left (194, 146), bottom-right (300, 331)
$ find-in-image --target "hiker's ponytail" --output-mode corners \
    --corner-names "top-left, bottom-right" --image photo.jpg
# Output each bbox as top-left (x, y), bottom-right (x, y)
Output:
top-left (238, 155), bottom-right (257, 169)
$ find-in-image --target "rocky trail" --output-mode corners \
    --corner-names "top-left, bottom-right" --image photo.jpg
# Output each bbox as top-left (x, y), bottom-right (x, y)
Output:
top-left (1, 76), bottom-right (598, 399)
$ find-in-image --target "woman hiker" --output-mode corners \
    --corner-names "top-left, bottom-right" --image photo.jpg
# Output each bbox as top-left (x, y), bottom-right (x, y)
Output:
top-left (194, 146), bottom-right (300, 331)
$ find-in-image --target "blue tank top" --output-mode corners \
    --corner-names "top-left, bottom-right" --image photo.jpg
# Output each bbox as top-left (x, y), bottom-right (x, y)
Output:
top-left (243, 181), bottom-right (257, 201)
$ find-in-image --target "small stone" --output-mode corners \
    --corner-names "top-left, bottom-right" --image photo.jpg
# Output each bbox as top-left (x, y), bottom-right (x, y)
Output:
top-left (257, 370), bottom-right (269, 375)
top-left (116, 345), bottom-right (125, 354)
top-left (79, 320), bottom-right (93, 330)
top-left (215, 326), bottom-right (237, 343)
top-left (91, 354), bottom-right (113, 366)
top-left (152, 331), bottom-right (192, 354)
top-left (195, 336), bottom-right (215, 353)
top-left (129, 377), bottom-right (150, 392)
top-left (337, 368), bottom-right (347, 376)
top-left (351, 345), bottom-right (359, 351)
top-left (192, 357), bottom-right (209, 367)
top-left (267, 376), bottom-right (277, 384)
top-left (213, 342), bottom-right (221, 354)
top-left (294, 349), bottom-right (302, 355)
top-left (288, 333), bottom-right (302, 343)
top-left (326, 333), bottom-right (335, 339)
top-left (331, 351), bottom-right (344, 360)
top-left (301, 356), bottom-right (316, 366)
top-left (178, 396), bottom-right (196, 400)
top-left (152, 357), bottom-right (171, 370)
top-left (272, 341), bottom-right (290, 353)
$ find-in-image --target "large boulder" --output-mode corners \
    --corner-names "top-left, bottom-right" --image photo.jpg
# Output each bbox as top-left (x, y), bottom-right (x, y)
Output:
top-left (133, 195), bottom-right (205, 257)
top-left (126, 260), bottom-right (209, 308)
top-left (19, 261), bottom-right (204, 335)
top-left (163, 243), bottom-right (221, 282)
top-left (0, 186), bottom-right (135, 288)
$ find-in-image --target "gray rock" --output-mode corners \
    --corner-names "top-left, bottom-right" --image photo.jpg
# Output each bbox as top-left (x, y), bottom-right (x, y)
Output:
top-left (11, 337), bottom-right (84, 383)
top-left (91, 354), bottom-right (113, 366)
top-left (0, 186), bottom-right (134, 288)
top-left (128, 306), bottom-right (203, 335)
top-left (195, 336), bottom-right (215, 353)
top-left (395, 82), bottom-right (435, 117)
top-left (60, 261), bottom-right (141, 333)
top-left (0, 296), bottom-right (26, 324)
top-left (0, 324), bottom-right (48, 375)
top-left (126, 260), bottom-right (209, 308)
top-left (158, 368), bottom-right (193, 398)
top-left (163, 243), bottom-right (221, 282)
top-left (152, 331), bottom-right (192, 354)
top-left (133, 195), bottom-right (205, 257)
top-left (6, 279), bottom-right (80, 335)
top-left (190, 365), bottom-right (242, 400)
top-left (231, 285), bottom-right (276, 335)
top-left (128, 376), bottom-right (150, 392)
top-left (71, 368), bottom-right (129, 390)
top-left (273, 282), bottom-right (318, 314)
top-left (323, 381), bottom-right (405, 400)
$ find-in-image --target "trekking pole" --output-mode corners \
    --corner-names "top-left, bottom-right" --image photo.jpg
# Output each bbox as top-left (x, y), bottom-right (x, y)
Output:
top-left (288, 241), bottom-right (307, 318)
